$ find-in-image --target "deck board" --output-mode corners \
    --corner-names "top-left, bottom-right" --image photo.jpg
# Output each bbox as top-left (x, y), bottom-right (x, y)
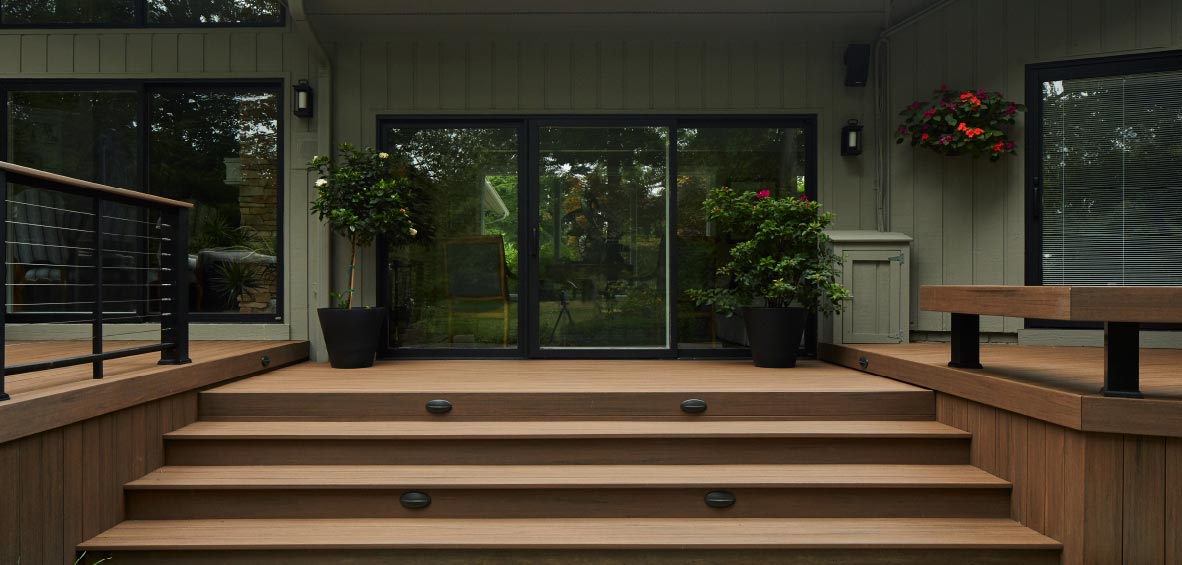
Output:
top-left (820, 343), bottom-right (1182, 436)
top-left (209, 359), bottom-right (924, 393)
top-left (126, 464), bottom-right (1010, 489)
top-left (79, 517), bottom-right (1061, 551)
top-left (0, 340), bottom-right (309, 444)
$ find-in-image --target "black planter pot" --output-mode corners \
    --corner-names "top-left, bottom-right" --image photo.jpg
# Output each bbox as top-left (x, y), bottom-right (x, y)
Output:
top-left (317, 307), bottom-right (387, 369)
top-left (742, 306), bottom-right (809, 368)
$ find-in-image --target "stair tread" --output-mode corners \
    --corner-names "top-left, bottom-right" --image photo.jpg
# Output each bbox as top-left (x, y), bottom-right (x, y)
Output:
top-left (201, 359), bottom-right (928, 393)
top-left (127, 464), bottom-right (1009, 489)
top-left (79, 518), bottom-right (1061, 550)
top-left (166, 420), bottom-right (970, 440)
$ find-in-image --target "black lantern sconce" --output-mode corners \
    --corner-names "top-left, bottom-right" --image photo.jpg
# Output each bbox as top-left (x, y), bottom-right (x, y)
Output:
top-left (841, 119), bottom-right (864, 156)
top-left (293, 79), bottom-right (314, 118)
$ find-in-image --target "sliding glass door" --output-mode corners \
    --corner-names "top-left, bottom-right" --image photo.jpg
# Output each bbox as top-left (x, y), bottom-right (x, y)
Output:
top-left (378, 116), bottom-right (815, 358)
top-left (534, 124), bottom-right (670, 352)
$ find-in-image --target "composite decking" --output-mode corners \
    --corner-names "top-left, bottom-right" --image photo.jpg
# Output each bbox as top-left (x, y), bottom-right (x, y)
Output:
top-left (820, 342), bottom-right (1182, 437)
top-left (77, 358), bottom-right (1061, 564)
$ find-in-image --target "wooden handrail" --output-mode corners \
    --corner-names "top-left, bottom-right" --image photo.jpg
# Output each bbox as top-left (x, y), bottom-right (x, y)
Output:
top-left (0, 161), bottom-right (194, 209)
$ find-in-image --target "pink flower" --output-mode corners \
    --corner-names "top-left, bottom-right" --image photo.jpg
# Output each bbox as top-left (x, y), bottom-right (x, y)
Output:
top-left (940, 84), bottom-right (947, 91)
top-left (939, 134), bottom-right (953, 145)
top-left (799, 194), bottom-right (808, 201)
top-left (923, 109), bottom-right (937, 119)
top-left (756, 189), bottom-right (771, 199)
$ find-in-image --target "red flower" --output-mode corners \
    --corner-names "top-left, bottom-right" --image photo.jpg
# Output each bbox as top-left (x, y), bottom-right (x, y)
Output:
top-left (1004, 103), bottom-right (1017, 115)
top-left (940, 84), bottom-right (947, 90)
top-left (993, 142), bottom-right (1005, 152)
top-left (799, 194), bottom-right (808, 201)
top-left (957, 122), bottom-right (968, 132)
top-left (921, 133), bottom-right (930, 140)
top-left (911, 102), bottom-right (922, 110)
top-left (756, 189), bottom-right (771, 199)
top-left (923, 109), bottom-right (937, 119)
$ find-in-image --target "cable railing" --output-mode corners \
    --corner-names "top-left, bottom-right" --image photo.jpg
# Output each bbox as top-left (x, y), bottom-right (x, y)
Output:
top-left (0, 161), bottom-right (192, 401)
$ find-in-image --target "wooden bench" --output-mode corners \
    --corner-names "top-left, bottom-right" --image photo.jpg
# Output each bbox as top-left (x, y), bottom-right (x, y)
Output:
top-left (920, 285), bottom-right (1182, 399)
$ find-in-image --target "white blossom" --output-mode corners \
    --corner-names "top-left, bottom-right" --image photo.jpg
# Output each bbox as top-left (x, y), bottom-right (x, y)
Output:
top-left (315, 178), bottom-right (328, 187)
top-left (409, 227), bottom-right (418, 236)
top-left (378, 152), bottom-right (390, 159)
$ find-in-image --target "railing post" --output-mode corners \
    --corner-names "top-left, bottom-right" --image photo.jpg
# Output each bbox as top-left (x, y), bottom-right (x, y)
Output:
top-left (158, 205), bottom-right (190, 366)
top-left (91, 199), bottom-right (107, 379)
top-left (0, 169), bottom-right (8, 401)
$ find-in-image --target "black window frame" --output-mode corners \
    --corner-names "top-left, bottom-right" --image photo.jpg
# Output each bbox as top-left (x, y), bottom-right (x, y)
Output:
top-left (1025, 50), bottom-right (1182, 330)
top-left (375, 114), bottom-right (819, 360)
top-left (0, 0), bottom-right (285, 29)
top-left (0, 78), bottom-right (285, 324)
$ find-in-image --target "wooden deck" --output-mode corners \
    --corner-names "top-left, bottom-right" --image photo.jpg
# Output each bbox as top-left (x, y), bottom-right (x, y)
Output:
top-left (820, 342), bottom-right (1182, 437)
top-left (0, 340), bottom-right (309, 443)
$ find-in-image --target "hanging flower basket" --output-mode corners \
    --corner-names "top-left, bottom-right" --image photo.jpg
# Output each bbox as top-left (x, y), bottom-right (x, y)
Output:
top-left (895, 86), bottom-right (1026, 162)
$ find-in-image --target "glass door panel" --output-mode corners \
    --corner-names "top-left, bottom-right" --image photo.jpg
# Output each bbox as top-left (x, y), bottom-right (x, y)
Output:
top-left (535, 126), bottom-right (670, 350)
top-left (675, 126), bottom-right (809, 350)
top-left (382, 126), bottom-right (521, 351)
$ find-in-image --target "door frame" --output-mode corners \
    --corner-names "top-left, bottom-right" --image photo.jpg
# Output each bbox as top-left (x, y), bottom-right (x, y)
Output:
top-left (376, 114), bottom-right (818, 359)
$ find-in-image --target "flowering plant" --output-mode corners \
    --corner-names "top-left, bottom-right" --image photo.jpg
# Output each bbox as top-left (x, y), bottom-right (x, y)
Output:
top-left (308, 144), bottom-right (430, 308)
top-left (685, 187), bottom-right (848, 316)
top-left (896, 86), bottom-right (1025, 161)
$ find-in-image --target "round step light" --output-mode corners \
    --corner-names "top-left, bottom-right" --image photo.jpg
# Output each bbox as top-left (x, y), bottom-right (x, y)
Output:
top-left (425, 399), bottom-right (453, 414)
top-left (705, 490), bottom-right (736, 508)
top-left (680, 398), bottom-right (708, 414)
top-left (400, 491), bottom-right (432, 509)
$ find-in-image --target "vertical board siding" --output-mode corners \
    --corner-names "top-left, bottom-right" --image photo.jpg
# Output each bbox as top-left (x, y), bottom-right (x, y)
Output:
top-left (331, 35), bottom-right (879, 297)
top-left (937, 392), bottom-right (1179, 565)
top-left (889, 0), bottom-right (1182, 333)
top-left (0, 392), bottom-right (199, 565)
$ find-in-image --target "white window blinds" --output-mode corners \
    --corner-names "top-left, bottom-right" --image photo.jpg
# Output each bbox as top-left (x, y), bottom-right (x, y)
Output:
top-left (1041, 70), bottom-right (1182, 286)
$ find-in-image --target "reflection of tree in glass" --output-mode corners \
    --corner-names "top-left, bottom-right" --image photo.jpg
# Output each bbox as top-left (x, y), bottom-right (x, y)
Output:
top-left (8, 91), bottom-right (140, 186)
top-left (1, 0), bottom-right (136, 24)
top-left (148, 0), bottom-right (282, 24)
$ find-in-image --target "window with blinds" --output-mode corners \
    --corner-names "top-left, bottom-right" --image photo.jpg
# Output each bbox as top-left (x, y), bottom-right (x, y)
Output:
top-left (1040, 69), bottom-right (1182, 286)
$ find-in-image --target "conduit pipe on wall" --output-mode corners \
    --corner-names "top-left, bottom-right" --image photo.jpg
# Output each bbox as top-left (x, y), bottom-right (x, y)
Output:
top-left (872, 0), bottom-right (964, 232)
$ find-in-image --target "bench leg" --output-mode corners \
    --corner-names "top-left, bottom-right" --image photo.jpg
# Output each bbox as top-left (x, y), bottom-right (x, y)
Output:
top-left (1102, 321), bottom-right (1142, 398)
top-left (949, 313), bottom-right (982, 369)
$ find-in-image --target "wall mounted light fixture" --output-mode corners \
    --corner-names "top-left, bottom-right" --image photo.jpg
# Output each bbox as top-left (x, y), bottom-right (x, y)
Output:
top-left (293, 80), bottom-right (314, 118)
top-left (841, 119), bottom-right (864, 156)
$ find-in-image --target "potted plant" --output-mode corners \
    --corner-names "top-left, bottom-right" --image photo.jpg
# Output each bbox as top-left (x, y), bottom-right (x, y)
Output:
top-left (308, 144), bottom-right (428, 368)
top-left (687, 187), bottom-right (848, 368)
top-left (896, 85), bottom-right (1025, 161)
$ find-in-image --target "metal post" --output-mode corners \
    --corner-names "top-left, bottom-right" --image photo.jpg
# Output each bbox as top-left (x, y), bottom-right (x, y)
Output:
top-left (91, 199), bottom-right (107, 379)
top-left (0, 170), bottom-right (8, 401)
top-left (948, 313), bottom-right (982, 369)
top-left (158, 206), bottom-right (190, 366)
top-left (1102, 321), bottom-right (1141, 398)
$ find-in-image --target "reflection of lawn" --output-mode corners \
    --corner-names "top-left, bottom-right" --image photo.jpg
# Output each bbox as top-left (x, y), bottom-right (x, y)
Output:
top-left (394, 298), bottom-right (667, 348)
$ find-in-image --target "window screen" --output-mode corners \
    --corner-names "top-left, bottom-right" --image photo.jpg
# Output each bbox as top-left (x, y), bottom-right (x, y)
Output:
top-left (1040, 70), bottom-right (1182, 285)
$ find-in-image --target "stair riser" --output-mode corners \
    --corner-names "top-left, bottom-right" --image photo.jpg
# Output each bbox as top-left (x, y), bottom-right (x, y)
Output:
top-left (82, 548), bottom-right (1060, 565)
top-left (198, 391), bottom-right (935, 420)
top-left (165, 438), bottom-right (970, 466)
top-left (125, 487), bottom-right (1011, 520)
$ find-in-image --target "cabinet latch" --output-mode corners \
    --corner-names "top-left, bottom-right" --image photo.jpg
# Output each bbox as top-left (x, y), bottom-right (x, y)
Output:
top-left (889, 253), bottom-right (905, 265)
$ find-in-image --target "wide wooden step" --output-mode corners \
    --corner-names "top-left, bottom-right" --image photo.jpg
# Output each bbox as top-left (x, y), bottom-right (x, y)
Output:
top-left (197, 359), bottom-right (935, 420)
top-left (78, 518), bottom-right (1061, 565)
top-left (124, 464), bottom-right (1011, 520)
top-left (165, 420), bottom-right (970, 465)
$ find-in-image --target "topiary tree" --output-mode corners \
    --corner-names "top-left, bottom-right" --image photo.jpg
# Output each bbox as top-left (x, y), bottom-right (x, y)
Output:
top-left (308, 143), bottom-right (430, 308)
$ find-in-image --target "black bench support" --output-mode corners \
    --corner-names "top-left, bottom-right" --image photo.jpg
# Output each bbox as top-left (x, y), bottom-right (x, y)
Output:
top-left (948, 313), bottom-right (982, 369)
top-left (1102, 322), bottom-right (1142, 398)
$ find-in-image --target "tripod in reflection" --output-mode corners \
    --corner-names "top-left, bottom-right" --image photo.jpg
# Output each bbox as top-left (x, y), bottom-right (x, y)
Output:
top-left (548, 284), bottom-right (576, 344)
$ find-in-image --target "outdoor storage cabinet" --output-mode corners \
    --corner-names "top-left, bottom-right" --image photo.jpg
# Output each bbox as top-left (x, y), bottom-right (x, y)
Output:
top-left (823, 231), bottom-right (912, 345)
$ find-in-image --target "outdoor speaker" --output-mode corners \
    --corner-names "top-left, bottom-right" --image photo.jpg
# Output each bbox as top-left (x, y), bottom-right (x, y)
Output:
top-left (844, 44), bottom-right (871, 87)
